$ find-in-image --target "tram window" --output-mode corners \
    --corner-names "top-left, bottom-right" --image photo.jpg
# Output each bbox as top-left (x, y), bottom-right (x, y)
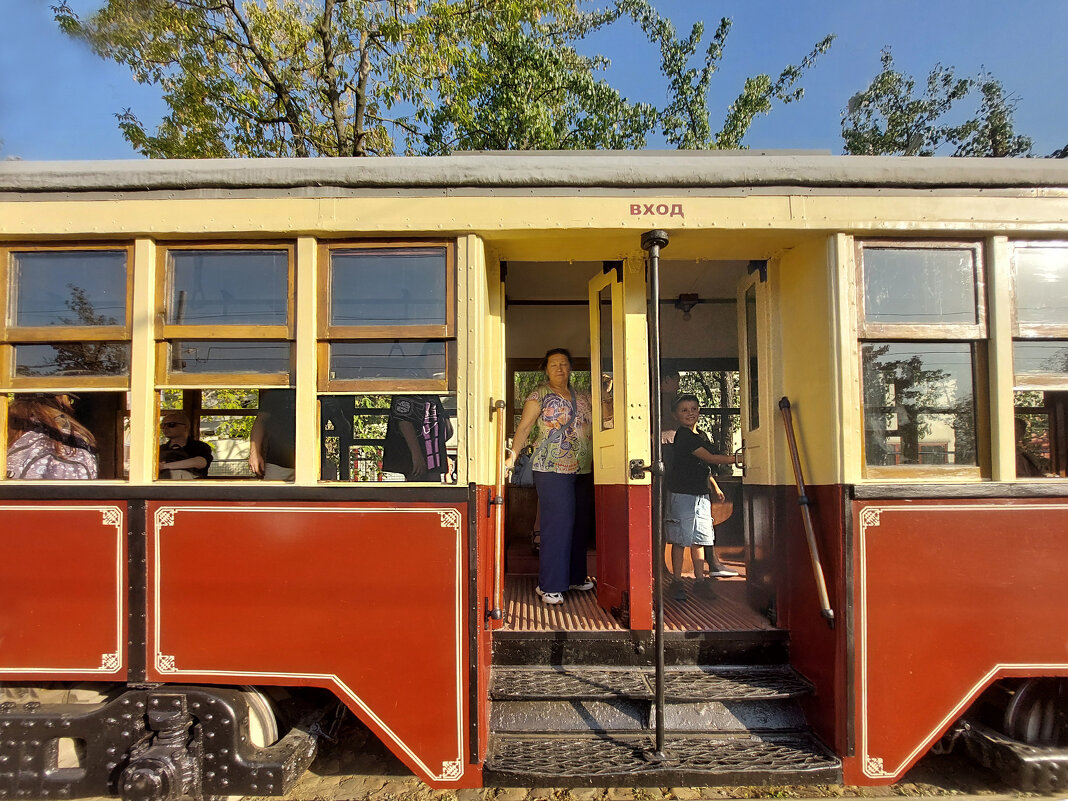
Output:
top-left (857, 242), bottom-right (987, 476)
top-left (14, 342), bottom-right (130, 378)
top-left (5, 391), bottom-right (129, 480)
top-left (2, 246), bottom-right (132, 391)
top-left (1010, 244), bottom-right (1068, 478)
top-left (8, 250), bottom-right (128, 330)
top-left (319, 243), bottom-right (455, 393)
top-left (327, 248), bottom-right (450, 329)
top-left (165, 250), bottom-right (289, 326)
top-left (318, 393), bottom-right (457, 483)
top-left (861, 342), bottom-right (979, 470)
top-left (165, 341), bottom-right (292, 375)
top-left (158, 245), bottom-right (294, 386)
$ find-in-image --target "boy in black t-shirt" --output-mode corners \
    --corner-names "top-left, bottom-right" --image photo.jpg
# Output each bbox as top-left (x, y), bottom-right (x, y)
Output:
top-left (665, 395), bottom-right (737, 601)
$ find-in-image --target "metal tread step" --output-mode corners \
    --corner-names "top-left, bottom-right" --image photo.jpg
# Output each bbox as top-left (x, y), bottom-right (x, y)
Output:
top-left (491, 665), bottom-right (813, 702)
top-left (486, 732), bottom-right (841, 786)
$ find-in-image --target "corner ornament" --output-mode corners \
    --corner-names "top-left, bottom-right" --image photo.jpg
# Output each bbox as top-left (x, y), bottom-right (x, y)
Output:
top-left (865, 754), bottom-right (893, 777)
top-left (439, 509), bottom-right (461, 532)
top-left (860, 507), bottom-right (882, 530)
top-left (440, 759), bottom-right (464, 780)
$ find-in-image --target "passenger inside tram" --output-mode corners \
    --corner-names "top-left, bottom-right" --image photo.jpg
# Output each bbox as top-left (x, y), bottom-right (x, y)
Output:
top-left (506, 348), bottom-right (595, 606)
top-left (158, 411), bottom-right (214, 480)
top-left (6, 393), bottom-right (98, 480)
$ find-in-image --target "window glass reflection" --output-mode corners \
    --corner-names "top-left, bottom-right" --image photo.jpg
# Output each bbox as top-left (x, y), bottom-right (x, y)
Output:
top-left (862, 342), bottom-right (977, 467)
top-left (1013, 341), bottom-right (1068, 378)
top-left (864, 248), bottom-right (977, 326)
top-left (1015, 248), bottom-right (1068, 327)
top-left (598, 285), bottom-right (614, 430)
top-left (168, 341), bottom-right (291, 374)
top-left (167, 250), bottom-right (288, 326)
top-left (12, 251), bottom-right (126, 328)
top-left (330, 248), bottom-right (447, 327)
top-left (328, 341), bottom-right (446, 382)
top-left (14, 343), bottom-right (129, 377)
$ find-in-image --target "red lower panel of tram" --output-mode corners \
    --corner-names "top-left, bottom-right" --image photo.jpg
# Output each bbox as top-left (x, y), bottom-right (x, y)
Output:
top-left (843, 497), bottom-right (1068, 784)
top-left (145, 501), bottom-right (477, 787)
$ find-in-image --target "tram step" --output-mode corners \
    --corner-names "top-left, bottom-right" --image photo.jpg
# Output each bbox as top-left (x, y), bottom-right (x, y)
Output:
top-left (492, 630), bottom-right (789, 666)
top-left (492, 698), bottom-right (810, 734)
top-left (484, 732), bottom-right (842, 787)
top-left (491, 665), bottom-right (813, 702)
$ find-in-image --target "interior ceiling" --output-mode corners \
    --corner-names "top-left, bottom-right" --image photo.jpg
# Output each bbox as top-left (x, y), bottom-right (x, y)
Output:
top-left (505, 260), bottom-right (749, 301)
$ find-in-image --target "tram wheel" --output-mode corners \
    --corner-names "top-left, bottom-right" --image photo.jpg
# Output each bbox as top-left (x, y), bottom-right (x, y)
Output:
top-left (1003, 677), bottom-right (1067, 746)
top-left (240, 685), bottom-right (280, 747)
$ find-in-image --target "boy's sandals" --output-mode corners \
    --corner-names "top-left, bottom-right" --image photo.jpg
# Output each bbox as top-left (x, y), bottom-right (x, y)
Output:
top-left (670, 580), bottom-right (687, 602)
top-left (708, 566), bottom-right (739, 578)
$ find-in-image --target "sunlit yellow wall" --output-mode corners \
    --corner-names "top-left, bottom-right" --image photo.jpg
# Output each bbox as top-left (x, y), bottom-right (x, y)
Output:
top-left (770, 237), bottom-right (840, 486)
top-left (622, 251), bottom-right (652, 484)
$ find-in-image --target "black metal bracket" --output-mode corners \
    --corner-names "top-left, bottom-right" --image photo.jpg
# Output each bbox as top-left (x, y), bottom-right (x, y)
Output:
top-left (602, 260), bottom-right (623, 282)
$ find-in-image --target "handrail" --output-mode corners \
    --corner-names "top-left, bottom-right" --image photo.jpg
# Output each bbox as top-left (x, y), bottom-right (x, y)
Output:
top-left (778, 397), bottom-right (835, 628)
top-left (488, 399), bottom-right (508, 623)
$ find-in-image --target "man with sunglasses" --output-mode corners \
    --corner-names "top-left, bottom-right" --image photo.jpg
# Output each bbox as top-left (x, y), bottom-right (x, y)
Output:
top-left (159, 412), bottom-right (213, 480)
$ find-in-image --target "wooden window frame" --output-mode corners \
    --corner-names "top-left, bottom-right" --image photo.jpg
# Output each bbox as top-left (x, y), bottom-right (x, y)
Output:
top-left (856, 238), bottom-right (990, 479)
top-left (0, 243), bottom-right (134, 390)
top-left (856, 239), bottom-right (987, 340)
top-left (156, 242), bottom-right (295, 386)
top-left (318, 241), bottom-right (456, 393)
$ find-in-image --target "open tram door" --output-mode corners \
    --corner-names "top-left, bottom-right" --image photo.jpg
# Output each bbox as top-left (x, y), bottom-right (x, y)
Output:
top-left (587, 264), bottom-right (635, 619)
top-left (736, 263), bottom-right (777, 616)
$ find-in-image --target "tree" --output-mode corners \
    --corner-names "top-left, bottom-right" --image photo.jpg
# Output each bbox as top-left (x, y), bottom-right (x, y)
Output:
top-left (421, 20), bottom-right (656, 152)
top-left (618, 0), bottom-right (834, 149)
top-left (842, 47), bottom-right (1032, 157)
top-left (53, 0), bottom-right (584, 158)
top-left (54, 0), bottom-right (835, 158)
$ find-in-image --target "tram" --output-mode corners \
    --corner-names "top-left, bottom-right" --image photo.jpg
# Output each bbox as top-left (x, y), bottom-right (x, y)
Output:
top-left (1, 153), bottom-right (1066, 799)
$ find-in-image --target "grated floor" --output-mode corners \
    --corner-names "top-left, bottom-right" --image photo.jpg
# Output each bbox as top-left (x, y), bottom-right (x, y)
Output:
top-left (502, 571), bottom-right (774, 633)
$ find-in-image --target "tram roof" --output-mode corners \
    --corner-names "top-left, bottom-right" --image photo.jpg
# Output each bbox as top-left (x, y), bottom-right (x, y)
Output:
top-left (2, 151), bottom-right (1068, 194)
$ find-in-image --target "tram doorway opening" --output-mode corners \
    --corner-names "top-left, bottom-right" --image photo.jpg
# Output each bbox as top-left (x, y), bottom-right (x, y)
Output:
top-left (656, 259), bottom-right (753, 614)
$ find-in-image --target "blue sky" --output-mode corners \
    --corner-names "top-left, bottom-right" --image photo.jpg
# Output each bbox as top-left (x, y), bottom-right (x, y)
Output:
top-left (1, 0), bottom-right (1066, 161)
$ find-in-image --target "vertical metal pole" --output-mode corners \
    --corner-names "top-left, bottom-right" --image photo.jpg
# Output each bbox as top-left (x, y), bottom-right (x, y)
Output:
top-left (641, 229), bottom-right (669, 760)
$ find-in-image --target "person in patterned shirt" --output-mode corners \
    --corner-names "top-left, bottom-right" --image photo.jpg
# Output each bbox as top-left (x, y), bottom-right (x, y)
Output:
top-left (507, 349), bottom-right (594, 605)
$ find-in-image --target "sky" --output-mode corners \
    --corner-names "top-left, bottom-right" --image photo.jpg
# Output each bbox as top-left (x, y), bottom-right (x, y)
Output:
top-left (1, 0), bottom-right (1066, 161)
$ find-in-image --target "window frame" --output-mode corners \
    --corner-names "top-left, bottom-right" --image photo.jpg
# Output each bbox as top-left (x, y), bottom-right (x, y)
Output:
top-left (155, 242), bottom-right (296, 388)
top-left (0, 243), bottom-right (134, 390)
top-left (856, 239), bottom-right (990, 479)
top-left (317, 240), bottom-right (456, 393)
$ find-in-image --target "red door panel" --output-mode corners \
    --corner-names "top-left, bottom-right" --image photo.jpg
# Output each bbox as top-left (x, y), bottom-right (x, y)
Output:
top-left (0, 503), bottom-right (126, 679)
top-left (146, 502), bottom-right (473, 786)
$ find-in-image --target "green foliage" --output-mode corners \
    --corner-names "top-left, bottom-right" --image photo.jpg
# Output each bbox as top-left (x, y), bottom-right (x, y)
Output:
top-left (842, 47), bottom-right (1032, 157)
top-left (53, 0), bottom-right (579, 157)
top-left (54, 0), bottom-right (835, 157)
top-left (422, 19), bottom-right (655, 151)
top-left (618, 0), bottom-right (833, 149)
